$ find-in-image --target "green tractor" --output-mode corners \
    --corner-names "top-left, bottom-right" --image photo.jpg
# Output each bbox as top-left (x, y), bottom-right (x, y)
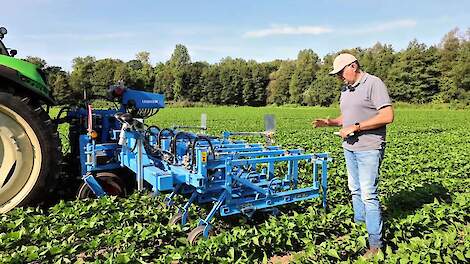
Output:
top-left (0, 27), bottom-right (61, 213)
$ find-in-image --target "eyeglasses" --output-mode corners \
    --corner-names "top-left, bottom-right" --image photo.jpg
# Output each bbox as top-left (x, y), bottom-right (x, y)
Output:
top-left (336, 63), bottom-right (353, 78)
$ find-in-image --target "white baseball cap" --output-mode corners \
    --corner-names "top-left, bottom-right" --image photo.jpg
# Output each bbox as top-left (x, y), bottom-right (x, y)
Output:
top-left (329, 53), bottom-right (358, 75)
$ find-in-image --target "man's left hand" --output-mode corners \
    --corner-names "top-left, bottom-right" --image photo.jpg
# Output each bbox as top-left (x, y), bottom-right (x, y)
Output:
top-left (339, 125), bottom-right (358, 139)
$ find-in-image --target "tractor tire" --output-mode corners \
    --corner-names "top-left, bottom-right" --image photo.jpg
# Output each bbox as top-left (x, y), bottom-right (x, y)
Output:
top-left (0, 91), bottom-right (61, 213)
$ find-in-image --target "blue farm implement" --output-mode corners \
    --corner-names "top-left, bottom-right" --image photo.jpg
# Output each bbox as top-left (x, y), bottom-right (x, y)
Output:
top-left (63, 84), bottom-right (330, 243)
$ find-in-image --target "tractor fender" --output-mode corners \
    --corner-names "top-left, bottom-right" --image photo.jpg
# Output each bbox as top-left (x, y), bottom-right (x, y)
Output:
top-left (0, 63), bottom-right (55, 105)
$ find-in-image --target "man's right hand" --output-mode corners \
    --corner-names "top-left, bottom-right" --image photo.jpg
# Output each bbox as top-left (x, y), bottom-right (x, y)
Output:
top-left (313, 118), bottom-right (330, 128)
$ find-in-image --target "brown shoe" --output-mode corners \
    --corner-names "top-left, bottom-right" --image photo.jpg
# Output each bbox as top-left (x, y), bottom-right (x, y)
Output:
top-left (363, 247), bottom-right (380, 259)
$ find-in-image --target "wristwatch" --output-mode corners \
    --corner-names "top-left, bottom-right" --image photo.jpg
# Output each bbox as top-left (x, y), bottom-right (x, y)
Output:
top-left (354, 122), bottom-right (361, 132)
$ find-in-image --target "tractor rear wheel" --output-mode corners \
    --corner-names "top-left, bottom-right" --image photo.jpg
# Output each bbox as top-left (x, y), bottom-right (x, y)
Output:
top-left (0, 91), bottom-right (61, 213)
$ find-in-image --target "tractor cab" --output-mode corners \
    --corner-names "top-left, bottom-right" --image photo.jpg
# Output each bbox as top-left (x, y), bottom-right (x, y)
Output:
top-left (0, 27), bottom-right (17, 57)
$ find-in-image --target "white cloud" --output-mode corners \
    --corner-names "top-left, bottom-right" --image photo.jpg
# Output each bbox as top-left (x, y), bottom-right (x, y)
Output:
top-left (349, 19), bottom-right (417, 34)
top-left (244, 25), bottom-right (333, 38)
top-left (243, 19), bottom-right (417, 38)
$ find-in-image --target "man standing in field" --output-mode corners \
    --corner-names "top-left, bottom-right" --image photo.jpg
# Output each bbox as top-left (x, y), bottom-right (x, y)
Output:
top-left (313, 53), bottom-right (394, 258)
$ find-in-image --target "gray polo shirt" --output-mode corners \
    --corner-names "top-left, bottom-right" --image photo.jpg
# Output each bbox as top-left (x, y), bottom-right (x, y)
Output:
top-left (340, 72), bottom-right (392, 151)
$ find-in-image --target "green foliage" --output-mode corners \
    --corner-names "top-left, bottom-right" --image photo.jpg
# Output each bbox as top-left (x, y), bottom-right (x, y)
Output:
top-left (267, 60), bottom-right (295, 105)
top-left (127, 51), bottom-right (155, 91)
top-left (2, 106), bottom-right (470, 263)
top-left (24, 56), bottom-right (47, 69)
top-left (154, 62), bottom-right (175, 100)
top-left (288, 49), bottom-right (320, 104)
top-left (169, 44), bottom-right (191, 69)
top-left (387, 40), bottom-right (441, 103)
top-left (359, 42), bottom-right (395, 80)
top-left (218, 57), bottom-right (245, 105)
top-left (90, 58), bottom-right (124, 97)
top-left (49, 68), bottom-right (71, 103)
top-left (69, 56), bottom-right (96, 100)
top-left (201, 64), bottom-right (222, 104)
top-left (303, 54), bottom-right (339, 106)
top-left (452, 41), bottom-right (470, 93)
top-left (242, 61), bottom-right (270, 106)
top-left (180, 61), bottom-right (209, 102)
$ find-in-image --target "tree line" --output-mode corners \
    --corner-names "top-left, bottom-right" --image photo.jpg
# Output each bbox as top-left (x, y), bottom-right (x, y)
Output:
top-left (27, 28), bottom-right (470, 106)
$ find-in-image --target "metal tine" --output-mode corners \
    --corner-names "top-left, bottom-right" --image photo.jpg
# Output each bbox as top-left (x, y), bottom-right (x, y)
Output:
top-left (264, 114), bottom-right (276, 132)
top-left (201, 113), bottom-right (207, 133)
top-left (264, 114), bottom-right (276, 145)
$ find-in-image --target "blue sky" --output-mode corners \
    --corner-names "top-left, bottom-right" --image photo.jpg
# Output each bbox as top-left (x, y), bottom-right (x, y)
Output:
top-left (2, 0), bottom-right (469, 71)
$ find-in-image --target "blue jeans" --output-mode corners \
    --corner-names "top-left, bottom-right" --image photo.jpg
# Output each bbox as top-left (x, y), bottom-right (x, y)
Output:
top-left (344, 148), bottom-right (384, 248)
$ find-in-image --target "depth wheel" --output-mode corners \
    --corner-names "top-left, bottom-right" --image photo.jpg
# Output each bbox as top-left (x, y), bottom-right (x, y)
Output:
top-left (168, 212), bottom-right (184, 226)
top-left (187, 225), bottom-right (206, 245)
top-left (77, 172), bottom-right (127, 199)
top-left (0, 92), bottom-right (60, 213)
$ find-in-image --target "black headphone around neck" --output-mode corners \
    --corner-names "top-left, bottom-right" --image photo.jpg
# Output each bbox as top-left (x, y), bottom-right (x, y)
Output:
top-left (341, 85), bottom-right (355, 92)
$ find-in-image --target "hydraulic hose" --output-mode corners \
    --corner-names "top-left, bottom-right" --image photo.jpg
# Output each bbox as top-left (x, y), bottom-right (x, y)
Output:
top-left (157, 128), bottom-right (175, 147)
top-left (190, 135), bottom-right (216, 170)
top-left (171, 131), bottom-right (193, 164)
